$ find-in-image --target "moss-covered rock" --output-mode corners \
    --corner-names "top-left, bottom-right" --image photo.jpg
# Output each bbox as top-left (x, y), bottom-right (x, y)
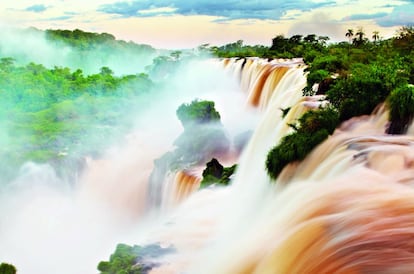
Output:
top-left (200, 158), bottom-right (237, 188)
top-left (97, 243), bottom-right (175, 274)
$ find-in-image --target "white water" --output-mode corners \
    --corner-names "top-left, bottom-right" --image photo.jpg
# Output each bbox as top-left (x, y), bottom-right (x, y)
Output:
top-left (3, 57), bottom-right (414, 273)
top-left (0, 57), bottom-right (259, 273)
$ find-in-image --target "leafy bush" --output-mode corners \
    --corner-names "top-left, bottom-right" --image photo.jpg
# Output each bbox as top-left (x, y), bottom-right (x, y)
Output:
top-left (266, 107), bottom-right (339, 180)
top-left (98, 244), bottom-right (143, 274)
top-left (98, 243), bottom-right (175, 274)
top-left (327, 63), bottom-right (408, 121)
top-left (176, 100), bottom-right (221, 128)
top-left (0, 263), bottom-right (16, 274)
top-left (303, 69), bottom-right (330, 95)
top-left (309, 55), bottom-right (347, 72)
top-left (386, 85), bottom-right (414, 134)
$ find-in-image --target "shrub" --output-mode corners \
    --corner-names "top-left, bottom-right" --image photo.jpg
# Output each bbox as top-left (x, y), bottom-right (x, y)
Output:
top-left (97, 244), bottom-right (142, 274)
top-left (327, 63), bottom-right (408, 121)
top-left (176, 100), bottom-right (221, 128)
top-left (386, 85), bottom-right (414, 134)
top-left (266, 107), bottom-right (339, 180)
top-left (303, 69), bottom-right (329, 96)
top-left (97, 243), bottom-right (175, 274)
top-left (0, 263), bottom-right (17, 274)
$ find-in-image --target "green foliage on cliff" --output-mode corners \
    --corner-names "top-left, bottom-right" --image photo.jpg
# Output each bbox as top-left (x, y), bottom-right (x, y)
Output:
top-left (266, 107), bottom-right (339, 180)
top-left (263, 26), bottom-right (414, 180)
top-left (387, 85), bottom-right (414, 134)
top-left (173, 100), bottom-right (229, 164)
top-left (326, 62), bottom-right (408, 121)
top-left (176, 99), bottom-right (221, 127)
top-left (200, 158), bottom-right (237, 188)
top-left (98, 243), bottom-right (175, 274)
top-left (98, 244), bottom-right (143, 274)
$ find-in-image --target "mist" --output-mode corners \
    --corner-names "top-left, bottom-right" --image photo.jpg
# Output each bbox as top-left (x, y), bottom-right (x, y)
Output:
top-left (0, 25), bottom-right (157, 75)
top-left (0, 40), bottom-right (260, 272)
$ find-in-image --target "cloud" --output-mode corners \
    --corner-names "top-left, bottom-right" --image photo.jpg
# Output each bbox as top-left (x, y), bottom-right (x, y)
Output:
top-left (45, 15), bottom-right (73, 21)
top-left (97, 0), bottom-right (336, 21)
top-left (342, 12), bottom-right (388, 21)
top-left (376, 3), bottom-right (414, 27)
top-left (25, 4), bottom-right (48, 13)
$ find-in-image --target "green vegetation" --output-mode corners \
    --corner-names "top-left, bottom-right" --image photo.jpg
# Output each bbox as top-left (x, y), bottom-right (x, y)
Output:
top-left (148, 99), bottom-right (229, 206)
top-left (173, 100), bottom-right (229, 164)
top-left (0, 263), bottom-right (16, 274)
top-left (97, 243), bottom-right (175, 274)
top-left (386, 85), bottom-right (414, 134)
top-left (44, 29), bottom-right (157, 74)
top-left (326, 62), bottom-right (407, 121)
top-left (149, 100), bottom-right (229, 197)
top-left (98, 244), bottom-right (143, 274)
top-left (0, 57), bottom-right (153, 181)
top-left (209, 34), bottom-right (329, 59)
top-left (176, 99), bottom-right (221, 127)
top-left (211, 26), bottom-right (413, 180)
top-left (200, 158), bottom-right (237, 188)
top-left (266, 108), bottom-right (339, 179)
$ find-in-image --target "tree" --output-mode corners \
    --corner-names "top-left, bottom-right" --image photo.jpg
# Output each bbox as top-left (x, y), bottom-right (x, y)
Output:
top-left (372, 31), bottom-right (380, 43)
top-left (353, 27), bottom-right (366, 46)
top-left (289, 34), bottom-right (303, 44)
top-left (270, 35), bottom-right (289, 52)
top-left (326, 62), bottom-right (408, 121)
top-left (176, 100), bottom-right (221, 128)
top-left (317, 36), bottom-right (330, 46)
top-left (345, 29), bottom-right (354, 43)
top-left (304, 34), bottom-right (317, 44)
top-left (393, 25), bottom-right (414, 54)
top-left (100, 66), bottom-right (114, 76)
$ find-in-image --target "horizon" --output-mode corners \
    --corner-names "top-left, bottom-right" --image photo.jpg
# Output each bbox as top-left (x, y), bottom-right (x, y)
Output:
top-left (1, 1), bottom-right (413, 49)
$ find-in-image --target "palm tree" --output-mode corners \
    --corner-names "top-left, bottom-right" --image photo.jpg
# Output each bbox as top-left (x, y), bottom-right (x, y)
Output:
top-left (372, 31), bottom-right (380, 43)
top-left (345, 29), bottom-right (354, 43)
top-left (353, 27), bottom-right (365, 46)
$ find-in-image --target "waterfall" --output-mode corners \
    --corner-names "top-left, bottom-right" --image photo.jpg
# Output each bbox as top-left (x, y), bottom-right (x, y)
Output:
top-left (146, 58), bottom-right (414, 274)
top-left (4, 56), bottom-right (414, 273)
top-left (158, 58), bottom-right (308, 211)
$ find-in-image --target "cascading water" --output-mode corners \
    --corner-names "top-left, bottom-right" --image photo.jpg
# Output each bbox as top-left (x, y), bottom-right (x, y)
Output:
top-left (146, 58), bottom-right (414, 273)
top-left (3, 56), bottom-right (414, 274)
top-left (155, 58), bottom-right (308, 212)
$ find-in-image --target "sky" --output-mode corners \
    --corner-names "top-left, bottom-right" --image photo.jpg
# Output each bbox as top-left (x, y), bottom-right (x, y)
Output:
top-left (0, 0), bottom-right (413, 49)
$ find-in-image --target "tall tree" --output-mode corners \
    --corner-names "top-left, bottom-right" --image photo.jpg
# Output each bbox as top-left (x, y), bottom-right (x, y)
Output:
top-left (353, 27), bottom-right (366, 46)
top-left (345, 29), bottom-right (354, 43)
top-left (372, 31), bottom-right (380, 43)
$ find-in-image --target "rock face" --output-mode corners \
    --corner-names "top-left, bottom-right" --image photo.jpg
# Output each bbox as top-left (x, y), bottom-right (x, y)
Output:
top-left (200, 158), bottom-right (237, 188)
top-left (202, 158), bottom-right (224, 179)
top-left (147, 100), bottom-right (231, 208)
top-left (98, 243), bottom-right (176, 274)
top-left (316, 77), bottom-right (335, 95)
